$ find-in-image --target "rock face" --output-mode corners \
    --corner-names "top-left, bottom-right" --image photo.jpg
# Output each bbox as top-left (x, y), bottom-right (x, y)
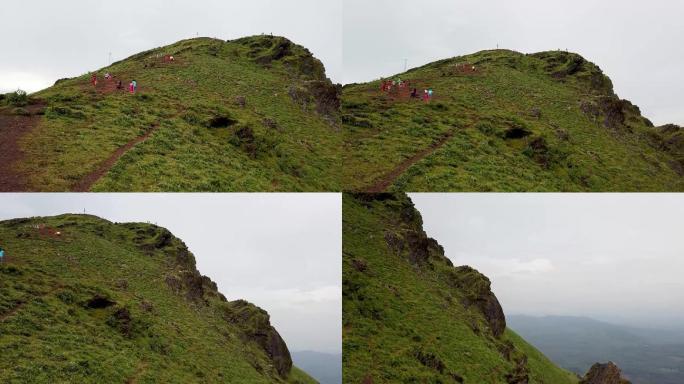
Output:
top-left (450, 266), bottom-right (507, 338)
top-left (343, 193), bottom-right (578, 384)
top-left (370, 193), bottom-right (507, 339)
top-left (224, 300), bottom-right (293, 377)
top-left (580, 362), bottom-right (631, 384)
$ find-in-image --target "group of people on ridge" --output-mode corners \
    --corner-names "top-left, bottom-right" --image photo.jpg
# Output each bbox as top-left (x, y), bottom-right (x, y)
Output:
top-left (91, 73), bottom-right (138, 94)
top-left (380, 77), bottom-right (434, 102)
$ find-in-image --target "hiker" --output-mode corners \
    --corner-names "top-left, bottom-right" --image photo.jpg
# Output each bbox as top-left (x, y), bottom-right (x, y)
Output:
top-left (104, 73), bottom-right (111, 80)
top-left (129, 82), bottom-right (135, 94)
top-left (0, 247), bottom-right (4, 262)
top-left (91, 73), bottom-right (98, 87)
top-left (423, 89), bottom-right (429, 102)
top-left (169, 55), bottom-right (175, 61)
top-left (132, 80), bottom-right (137, 92)
top-left (116, 80), bottom-right (123, 90)
top-left (410, 88), bottom-right (417, 98)
top-left (428, 88), bottom-right (434, 99)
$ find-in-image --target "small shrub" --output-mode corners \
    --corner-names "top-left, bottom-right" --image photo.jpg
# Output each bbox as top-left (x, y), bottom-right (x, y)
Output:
top-left (135, 93), bottom-right (153, 102)
top-left (5, 90), bottom-right (28, 107)
top-left (476, 122), bottom-right (496, 135)
top-left (57, 291), bottom-right (76, 304)
top-left (12, 107), bottom-right (30, 116)
top-left (182, 112), bottom-right (203, 125)
top-left (428, 102), bottom-right (449, 111)
top-left (46, 106), bottom-right (86, 119)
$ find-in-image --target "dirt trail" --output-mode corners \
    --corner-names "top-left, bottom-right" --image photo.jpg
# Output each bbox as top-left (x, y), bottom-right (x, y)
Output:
top-left (71, 124), bottom-right (159, 192)
top-left (0, 102), bottom-right (46, 191)
top-left (363, 130), bottom-right (455, 193)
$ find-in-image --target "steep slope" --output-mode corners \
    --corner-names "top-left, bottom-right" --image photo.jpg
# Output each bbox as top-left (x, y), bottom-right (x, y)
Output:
top-left (0, 214), bottom-right (318, 384)
top-left (342, 50), bottom-right (683, 191)
top-left (2, 35), bottom-right (340, 191)
top-left (342, 193), bottom-right (579, 383)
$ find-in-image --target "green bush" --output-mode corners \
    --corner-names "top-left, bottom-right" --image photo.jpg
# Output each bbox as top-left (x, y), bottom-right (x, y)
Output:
top-left (4, 90), bottom-right (28, 107)
top-left (12, 107), bottom-right (30, 116)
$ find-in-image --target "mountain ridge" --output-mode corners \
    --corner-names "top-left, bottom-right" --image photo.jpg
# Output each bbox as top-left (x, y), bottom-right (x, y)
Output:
top-left (0, 35), bottom-right (341, 192)
top-left (342, 192), bottom-right (582, 383)
top-left (0, 213), bottom-right (318, 383)
top-left (342, 49), bottom-right (683, 191)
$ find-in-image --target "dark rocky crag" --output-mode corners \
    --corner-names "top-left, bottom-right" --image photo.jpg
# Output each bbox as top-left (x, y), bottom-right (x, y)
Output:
top-left (345, 193), bottom-right (559, 383)
top-left (122, 221), bottom-right (294, 379)
top-left (580, 362), bottom-right (631, 384)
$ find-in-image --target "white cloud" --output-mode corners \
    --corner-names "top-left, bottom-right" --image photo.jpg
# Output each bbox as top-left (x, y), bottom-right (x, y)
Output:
top-left (0, 72), bottom-right (53, 94)
top-left (410, 193), bottom-right (684, 328)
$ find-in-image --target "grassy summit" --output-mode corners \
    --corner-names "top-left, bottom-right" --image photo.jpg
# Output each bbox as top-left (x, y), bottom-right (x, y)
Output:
top-left (6, 36), bottom-right (340, 191)
top-left (342, 193), bottom-right (579, 383)
top-left (342, 50), bottom-right (683, 191)
top-left (0, 215), bottom-right (318, 383)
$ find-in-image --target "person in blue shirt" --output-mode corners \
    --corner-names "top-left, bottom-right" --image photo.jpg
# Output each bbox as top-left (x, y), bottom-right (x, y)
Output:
top-left (0, 247), bottom-right (5, 261)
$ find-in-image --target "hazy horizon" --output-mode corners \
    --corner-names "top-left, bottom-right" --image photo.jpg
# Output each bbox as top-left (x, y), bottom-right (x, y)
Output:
top-left (344, 0), bottom-right (684, 126)
top-left (0, 193), bottom-right (342, 354)
top-left (410, 193), bottom-right (684, 331)
top-left (0, 0), bottom-right (342, 93)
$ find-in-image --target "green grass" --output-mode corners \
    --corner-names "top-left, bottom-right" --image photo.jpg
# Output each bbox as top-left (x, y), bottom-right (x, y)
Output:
top-left (0, 214), bottom-right (317, 384)
top-left (342, 193), bottom-right (579, 383)
top-left (342, 50), bottom-right (683, 191)
top-left (20, 36), bottom-right (340, 191)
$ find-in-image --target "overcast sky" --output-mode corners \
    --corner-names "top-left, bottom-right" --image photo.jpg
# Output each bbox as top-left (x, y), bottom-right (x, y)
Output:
top-left (410, 193), bottom-right (684, 331)
top-left (0, 0), bottom-right (342, 92)
top-left (0, 193), bottom-right (341, 353)
top-left (344, 0), bottom-right (684, 126)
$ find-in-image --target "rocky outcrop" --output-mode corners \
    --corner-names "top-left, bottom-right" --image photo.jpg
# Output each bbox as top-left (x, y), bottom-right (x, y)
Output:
top-left (372, 193), bottom-right (507, 339)
top-left (223, 300), bottom-right (293, 378)
top-left (580, 362), bottom-right (631, 384)
top-left (449, 266), bottom-right (507, 338)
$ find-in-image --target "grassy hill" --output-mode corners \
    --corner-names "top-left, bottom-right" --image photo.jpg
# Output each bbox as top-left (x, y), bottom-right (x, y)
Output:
top-left (342, 50), bottom-right (683, 191)
top-left (342, 193), bottom-right (579, 383)
top-left (1, 35), bottom-right (340, 191)
top-left (0, 214), bottom-right (318, 384)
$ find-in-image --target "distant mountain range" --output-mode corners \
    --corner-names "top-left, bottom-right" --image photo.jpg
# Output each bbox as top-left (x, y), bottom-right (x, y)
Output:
top-left (508, 315), bottom-right (684, 384)
top-left (291, 351), bottom-right (341, 384)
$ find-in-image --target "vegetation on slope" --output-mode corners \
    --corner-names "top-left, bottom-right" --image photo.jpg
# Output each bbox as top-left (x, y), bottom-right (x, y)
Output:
top-left (10, 35), bottom-right (340, 191)
top-left (0, 214), bottom-right (317, 384)
top-left (342, 50), bottom-right (683, 191)
top-left (342, 193), bottom-right (578, 383)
